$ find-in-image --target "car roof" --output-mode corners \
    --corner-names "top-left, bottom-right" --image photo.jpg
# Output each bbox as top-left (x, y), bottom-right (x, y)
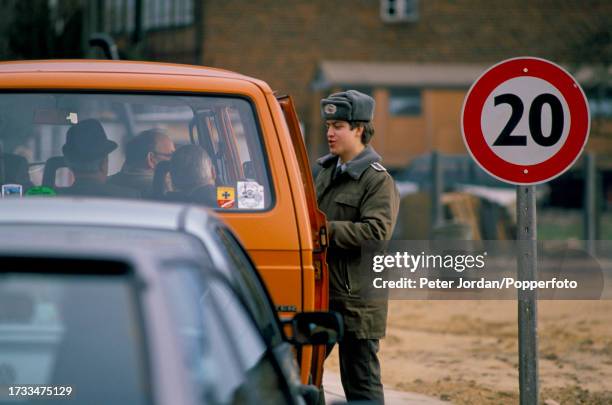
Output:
top-left (0, 198), bottom-right (217, 269)
top-left (0, 223), bottom-right (204, 261)
top-left (0, 59), bottom-right (262, 84)
top-left (0, 197), bottom-right (196, 229)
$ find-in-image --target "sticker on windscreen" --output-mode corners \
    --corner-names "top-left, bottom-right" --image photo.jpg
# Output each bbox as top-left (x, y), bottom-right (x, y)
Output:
top-left (25, 186), bottom-right (57, 197)
top-left (217, 186), bottom-right (235, 209)
top-left (1, 184), bottom-right (23, 198)
top-left (237, 181), bottom-right (264, 209)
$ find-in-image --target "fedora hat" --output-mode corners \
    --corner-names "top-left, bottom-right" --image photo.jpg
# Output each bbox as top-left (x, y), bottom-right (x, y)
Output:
top-left (62, 119), bottom-right (117, 162)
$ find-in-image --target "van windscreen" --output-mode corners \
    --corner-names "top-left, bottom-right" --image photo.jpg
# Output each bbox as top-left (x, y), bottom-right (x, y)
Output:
top-left (0, 93), bottom-right (272, 210)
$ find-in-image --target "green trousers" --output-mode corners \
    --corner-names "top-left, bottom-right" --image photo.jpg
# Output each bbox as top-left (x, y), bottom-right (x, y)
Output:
top-left (327, 333), bottom-right (384, 404)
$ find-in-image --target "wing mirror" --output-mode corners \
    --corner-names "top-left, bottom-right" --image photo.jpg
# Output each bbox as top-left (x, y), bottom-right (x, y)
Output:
top-left (287, 311), bottom-right (343, 346)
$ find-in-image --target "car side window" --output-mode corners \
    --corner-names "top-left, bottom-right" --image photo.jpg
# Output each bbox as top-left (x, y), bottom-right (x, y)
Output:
top-left (214, 227), bottom-right (284, 347)
top-left (162, 265), bottom-right (290, 405)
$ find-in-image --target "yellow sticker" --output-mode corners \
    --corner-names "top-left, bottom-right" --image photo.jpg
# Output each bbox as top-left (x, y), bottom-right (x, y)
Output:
top-left (217, 187), bottom-right (235, 209)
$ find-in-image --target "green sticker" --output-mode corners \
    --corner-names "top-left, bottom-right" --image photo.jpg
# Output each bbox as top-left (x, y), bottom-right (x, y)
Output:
top-left (25, 186), bottom-right (57, 197)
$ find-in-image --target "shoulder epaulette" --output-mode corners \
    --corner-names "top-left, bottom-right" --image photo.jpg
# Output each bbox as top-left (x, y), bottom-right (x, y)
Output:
top-left (370, 162), bottom-right (386, 172)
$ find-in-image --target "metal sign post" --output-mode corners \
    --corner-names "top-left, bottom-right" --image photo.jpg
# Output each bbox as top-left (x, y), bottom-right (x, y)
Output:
top-left (462, 57), bottom-right (590, 405)
top-left (517, 185), bottom-right (538, 404)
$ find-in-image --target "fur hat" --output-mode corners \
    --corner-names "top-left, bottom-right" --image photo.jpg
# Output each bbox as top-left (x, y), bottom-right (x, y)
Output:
top-left (320, 90), bottom-right (375, 122)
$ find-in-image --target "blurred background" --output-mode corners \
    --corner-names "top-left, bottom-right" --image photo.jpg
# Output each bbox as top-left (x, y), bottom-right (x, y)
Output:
top-left (0, 0), bottom-right (611, 241)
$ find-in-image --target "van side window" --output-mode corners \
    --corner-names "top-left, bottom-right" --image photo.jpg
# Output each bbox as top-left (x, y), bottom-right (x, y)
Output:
top-left (192, 99), bottom-right (272, 210)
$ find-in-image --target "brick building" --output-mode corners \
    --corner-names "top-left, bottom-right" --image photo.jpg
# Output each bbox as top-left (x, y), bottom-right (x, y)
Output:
top-left (53, 0), bottom-right (612, 167)
top-left (192, 0), bottom-right (611, 166)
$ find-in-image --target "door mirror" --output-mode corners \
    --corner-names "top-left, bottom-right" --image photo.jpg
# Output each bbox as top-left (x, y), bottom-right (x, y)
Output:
top-left (289, 311), bottom-right (343, 346)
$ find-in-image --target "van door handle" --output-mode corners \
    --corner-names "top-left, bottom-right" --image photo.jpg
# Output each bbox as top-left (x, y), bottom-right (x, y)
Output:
top-left (319, 227), bottom-right (328, 248)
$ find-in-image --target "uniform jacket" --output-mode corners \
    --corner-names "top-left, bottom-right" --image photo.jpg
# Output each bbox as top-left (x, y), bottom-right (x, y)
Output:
top-left (315, 145), bottom-right (400, 338)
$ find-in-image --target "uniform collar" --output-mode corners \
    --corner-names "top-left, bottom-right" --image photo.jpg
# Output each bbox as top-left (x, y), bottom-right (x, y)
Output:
top-left (317, 145), bottom-right (382, 180)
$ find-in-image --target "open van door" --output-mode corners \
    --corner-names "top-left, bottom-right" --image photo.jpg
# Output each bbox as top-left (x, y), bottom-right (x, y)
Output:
top-left (276, 95), bottom-right (329, 386)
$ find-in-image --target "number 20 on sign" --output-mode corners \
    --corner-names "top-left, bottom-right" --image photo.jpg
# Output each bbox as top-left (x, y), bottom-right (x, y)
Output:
top-left (461, 57), bottom-right (590, 185)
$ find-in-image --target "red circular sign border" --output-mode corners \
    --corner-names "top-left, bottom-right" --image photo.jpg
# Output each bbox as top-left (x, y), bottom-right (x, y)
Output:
top-left (461, 57), bottom-right (590, 185)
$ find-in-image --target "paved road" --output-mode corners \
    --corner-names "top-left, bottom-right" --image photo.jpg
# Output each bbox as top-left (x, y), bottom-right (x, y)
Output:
top-left (323, 372), bottom-right (452, 405)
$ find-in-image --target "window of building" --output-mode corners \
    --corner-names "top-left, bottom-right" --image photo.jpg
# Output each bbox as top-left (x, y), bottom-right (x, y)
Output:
top-left (587, 88), bottom-right (612, 118)
top-left (380, 0), bottom-right (419, 23)
top-left (143, 0), bottom-right (194, 30)
top-left (103, 0), bottom-right (194, 33)
top-left (389, 88), bottom-right (422, 116)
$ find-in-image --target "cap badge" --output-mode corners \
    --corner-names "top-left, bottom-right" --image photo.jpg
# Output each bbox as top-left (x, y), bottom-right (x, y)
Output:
top-left (324, 104), bottom-right (337, 115)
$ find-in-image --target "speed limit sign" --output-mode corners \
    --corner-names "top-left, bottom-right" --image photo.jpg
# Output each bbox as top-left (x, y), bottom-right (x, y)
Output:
top-left (462, 57), bottom-right (590, 185)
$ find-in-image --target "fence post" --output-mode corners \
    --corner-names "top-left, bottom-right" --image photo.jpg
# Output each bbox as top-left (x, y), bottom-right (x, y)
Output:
top-left (583, 153), bottom-right (597, 256)
top-left (431, 151), bottom-right (444, 229)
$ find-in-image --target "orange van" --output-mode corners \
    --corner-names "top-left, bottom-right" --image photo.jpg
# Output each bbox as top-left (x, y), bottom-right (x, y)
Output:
top-left (0, 60), bottom-right (329, 385)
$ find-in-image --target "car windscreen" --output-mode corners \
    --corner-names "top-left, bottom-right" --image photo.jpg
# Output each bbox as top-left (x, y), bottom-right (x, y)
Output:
top-left (0, 92), bottom-right (273, 210)
top-left (0, 261), bottom-right (148, 405)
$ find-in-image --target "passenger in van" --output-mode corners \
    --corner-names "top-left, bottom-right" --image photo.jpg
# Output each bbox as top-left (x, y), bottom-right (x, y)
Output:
top-left (108, 128), bottom-right (175, 196)
top-left (0, 153), bottom-right (34, 190)
top-left (316, 90), bottom-right (400, 404)
top-left (166, 144), bottom-right (216, 206)
top-left (60, 119), bottom-right (140, 199)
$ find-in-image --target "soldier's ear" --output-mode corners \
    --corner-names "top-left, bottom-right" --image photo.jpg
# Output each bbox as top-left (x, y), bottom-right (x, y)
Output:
top-left (354, 125), bottom-right (364, 138)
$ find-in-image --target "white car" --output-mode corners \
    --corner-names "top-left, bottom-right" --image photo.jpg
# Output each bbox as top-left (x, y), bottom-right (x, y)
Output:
top-left (0, 198), bottom-right (342, 405)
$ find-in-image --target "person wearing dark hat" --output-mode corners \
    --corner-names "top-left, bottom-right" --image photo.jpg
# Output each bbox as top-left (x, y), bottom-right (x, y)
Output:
top-left (61, 119), bottom-right (139, 199)
top-left (316, 90), bottom-right (400, 404)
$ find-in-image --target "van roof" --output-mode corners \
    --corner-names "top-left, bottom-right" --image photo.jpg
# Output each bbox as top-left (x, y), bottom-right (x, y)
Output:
top-left (0, 59), bottom-right (263, 84)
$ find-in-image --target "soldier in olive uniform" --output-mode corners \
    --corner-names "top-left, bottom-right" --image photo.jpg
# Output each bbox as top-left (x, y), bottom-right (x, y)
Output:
top-left (316, 90), bottom-right (400, 404)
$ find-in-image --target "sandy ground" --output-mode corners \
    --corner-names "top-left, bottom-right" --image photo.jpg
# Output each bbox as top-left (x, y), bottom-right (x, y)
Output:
top-left (326, 300), bottom-right (612, 404)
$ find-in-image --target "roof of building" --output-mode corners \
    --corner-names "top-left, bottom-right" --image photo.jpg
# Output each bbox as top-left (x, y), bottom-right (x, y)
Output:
top-left (313, 61), bottom-right (611, 89)
top-left (313, 61), bottom-right (488, 89)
